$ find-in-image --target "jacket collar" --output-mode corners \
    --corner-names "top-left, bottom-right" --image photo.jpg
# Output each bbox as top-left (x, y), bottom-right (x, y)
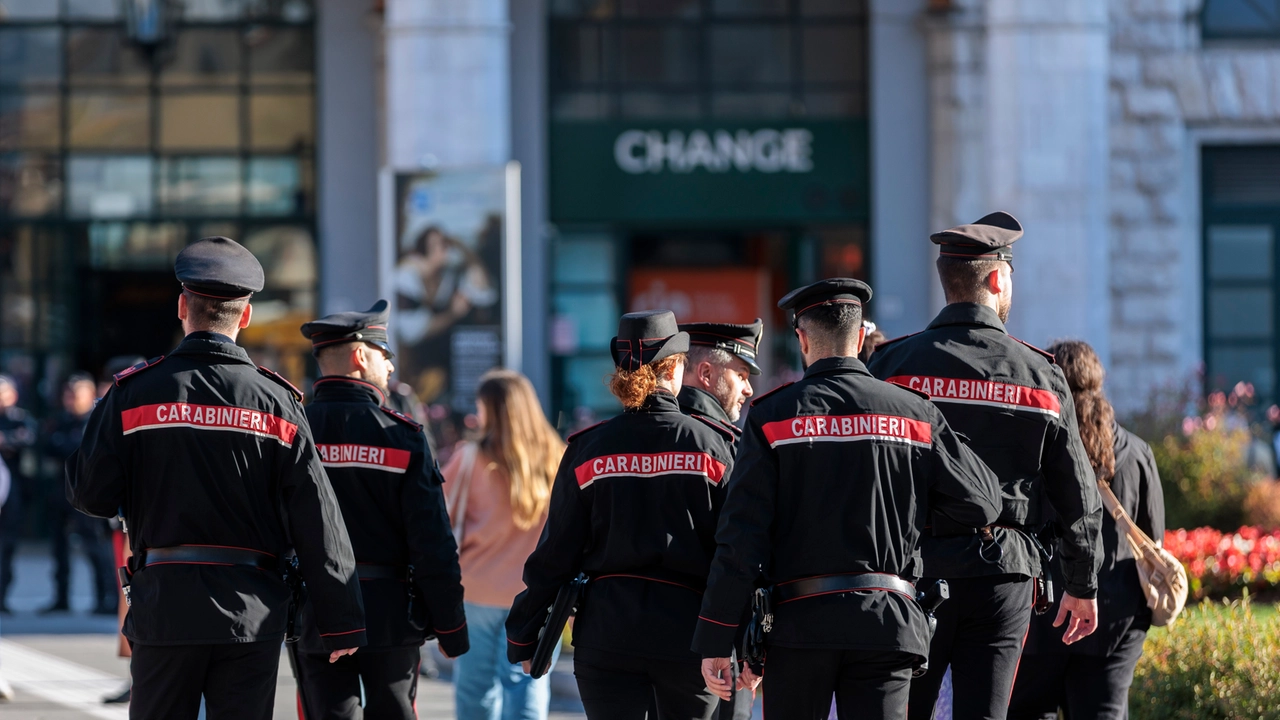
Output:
top-left (927, 302), bottom-right (1007, 334)
top-left (803, 355), bottom-right (872, 379)
top-left (630, 389), bottom-right (682, 414)
top-left (170, 331), bottom-right (253, 364)
top-left (677, 385), bottom-right (732, 424)
top-left (311, 376), bottom-right (386, 405)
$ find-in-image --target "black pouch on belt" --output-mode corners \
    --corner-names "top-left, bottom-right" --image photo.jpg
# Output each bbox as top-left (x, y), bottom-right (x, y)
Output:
top-left (1028, 529), bottom-right (1056, 615)
top-left (742, 587), bottom-right (773, 675)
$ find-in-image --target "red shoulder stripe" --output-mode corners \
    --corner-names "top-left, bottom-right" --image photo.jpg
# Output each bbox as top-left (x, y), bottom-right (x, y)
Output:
top-left (257, 366), bottom-right (303, 402)
top-left (749, 381), bottom-right (794, 407)
top-left (690, 414), bottom-right (737, 442)
top-left (113, 356), bottom-right (165, 387)
top-left (567, 419), bottom-right (608, 443)
top-left (379, 405), bottom-right (423, 431)
top-left (1011, 337), bottom-right (1056, 364)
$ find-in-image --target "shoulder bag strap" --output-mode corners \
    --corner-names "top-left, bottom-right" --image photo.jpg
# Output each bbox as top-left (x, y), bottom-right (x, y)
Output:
top-left (1098, 480), bottom-right (1158, 558)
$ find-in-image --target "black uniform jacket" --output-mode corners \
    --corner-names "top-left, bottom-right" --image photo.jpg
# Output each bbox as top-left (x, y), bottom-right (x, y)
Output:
top-left (506, 390), bottom-right (736, 665)
top-left (0, 404), bottom-right (36, 466)
top-left (868, 303), bottom-right (1103, 598)
top-left (678, 386), bottom-right (742, 443)
top-left (298, 376), bottom-right (468, 657)
top-left (1026, 423), bottom-right (1165, 657)
top-left (691, 356), bottom-right (1002, 661)
top-left (65, 333), bottom-right (366, 650)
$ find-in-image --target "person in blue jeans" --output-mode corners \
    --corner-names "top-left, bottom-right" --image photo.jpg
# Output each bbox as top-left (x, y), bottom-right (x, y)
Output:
top-left (445, 371), bottom-right (566, 720)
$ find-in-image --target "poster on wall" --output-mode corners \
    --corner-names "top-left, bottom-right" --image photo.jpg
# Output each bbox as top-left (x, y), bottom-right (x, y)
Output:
top-left (381, 165), bottom-right (521, 420)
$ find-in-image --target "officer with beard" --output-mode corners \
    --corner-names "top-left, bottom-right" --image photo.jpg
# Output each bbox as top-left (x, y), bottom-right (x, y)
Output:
top-left (294, 300), bottom-right (469, 719)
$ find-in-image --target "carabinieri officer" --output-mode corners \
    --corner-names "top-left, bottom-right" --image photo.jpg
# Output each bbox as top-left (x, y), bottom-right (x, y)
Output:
top-left (66, 237), bottom-right (366, 720)
top-left (506, 311), bottom-right (737, 720)
top-left (693, 279), bottom-right (1003, 720)
top-left (294, 301), bottom-right (469, 719)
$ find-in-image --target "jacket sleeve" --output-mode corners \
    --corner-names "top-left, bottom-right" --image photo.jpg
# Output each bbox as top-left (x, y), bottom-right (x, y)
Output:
top-left (927, 407), bottom-right (1002, 529)
top-left (692, 417), bottom-right (775, 658)
top-left (1041, 372), bottom-right (1104, 599)
top-left (1134, 439), bottom-right (1166, 545)
top-left (65, 392), bottom-right (127, 519)
top-left (279, 411), bottom-right (368, 652)
top-left (403, 438), bottom-right (469, 657)
top-left (505, 445), bottom-right (590, 663)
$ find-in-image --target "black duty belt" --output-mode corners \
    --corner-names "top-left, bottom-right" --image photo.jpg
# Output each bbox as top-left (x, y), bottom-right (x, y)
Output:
top-left (357, 564), bottom-right (409, 581)
top-left (774, 573), bottom-right (916, 603)
top-left (592, 572), bottom-right (705, 594)
top-left (142, 545), bottom-right (278, 571)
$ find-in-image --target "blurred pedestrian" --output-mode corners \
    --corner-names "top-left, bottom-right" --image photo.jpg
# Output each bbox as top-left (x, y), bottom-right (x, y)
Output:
top-left (292, 301), bottom-right (469, 720)
top-left (1008, 340), bottom-right (1166, 720)
top-left (0, 374), bottom-right (36, 613)
top-left (0, 454), bottom-right (14, 700)
top-left (858, 320), bottom-right (886, 364)
top-left (447, 369), bottom-right (564, 720)
top-left (507, 311), bottom-right (736, 720)
top-left (43, 372), bottom-right (116, 614)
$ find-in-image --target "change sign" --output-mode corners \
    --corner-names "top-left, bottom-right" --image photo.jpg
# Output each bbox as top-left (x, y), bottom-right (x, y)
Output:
top-left (550, 119), bottom-right (868, 224)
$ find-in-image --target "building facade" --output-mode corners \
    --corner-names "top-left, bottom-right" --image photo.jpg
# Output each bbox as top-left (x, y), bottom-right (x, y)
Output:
top-left (1, 0), bottom-right (1275, 435)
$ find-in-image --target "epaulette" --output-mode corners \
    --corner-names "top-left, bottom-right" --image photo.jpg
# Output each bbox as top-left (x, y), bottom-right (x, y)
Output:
top-left (567, 419), bottom-right (607, 443)
top-left (379, 405), bottom-right (423, 431)
top-left (873, 330), bottom-right (923, 352)
top-left (750, 381), bottom-right (794, 407)
top-left (256, 366), bottom-right (303, 402)
top-left (113, 356), bottom-right (165, 387)
top-left (690, 414), bottom-right (737, 442)
top-left (886, 380), bottom-right (933, 402)
top-left (1012, 337), bottom-right (1056, 364)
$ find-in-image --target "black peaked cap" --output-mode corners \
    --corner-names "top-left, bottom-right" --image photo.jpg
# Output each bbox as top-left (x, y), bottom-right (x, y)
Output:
top-left (778, 278), bottom-right (872, 325)
top-left (301, 299), bottom-right (394, 357)
top-left (930, 211), bottom-right (1023, 261)
top-left (174, 236), bottom-right (265, 299)
top-left (611, 310), bottom-right (690, 372)
top-left (678, 319), bottom-right (764, 375)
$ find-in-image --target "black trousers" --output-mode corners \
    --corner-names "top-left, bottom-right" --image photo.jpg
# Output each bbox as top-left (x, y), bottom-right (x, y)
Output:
top-left (762, 646), bottom-right (915, 720)
top-left (0, 470), bottom-right (25, 606)
top-left (1007, 628), bottom-right (1147, 720)
top-left (575, 649), bottom-right (718, 720)
top-left (294, 645), bottom-right (421, 720)
top-left (49, 504), bottom-right (115, 609)
top-left (129, 640), bottom-right (281, 720)
top-left (907, 574), bottom-right (1034, 720)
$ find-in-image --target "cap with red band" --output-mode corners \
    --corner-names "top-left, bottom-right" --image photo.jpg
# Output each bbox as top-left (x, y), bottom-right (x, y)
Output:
top-left (778, 278), bottom-right (873, 326)
top-left (930, 211), bottom-right (1022, 263)
top-left (300, 299), bottom-right (395, 358)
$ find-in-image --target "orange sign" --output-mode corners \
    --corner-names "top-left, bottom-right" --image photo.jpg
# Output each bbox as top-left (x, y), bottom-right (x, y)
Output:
top-left (629, 268), bottom-right (768, 323)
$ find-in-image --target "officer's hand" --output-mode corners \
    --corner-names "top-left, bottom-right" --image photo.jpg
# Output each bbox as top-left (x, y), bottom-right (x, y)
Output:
top-left (737, 665), bottom-right (762, 692)
top-left (1053, 593), bottom-right (1099, 645)
top-left (521, 660), bottom-right (533, 675)
top-left (328, 647), bottom-right (357, 663)
top-left (701, 657), bottom-right (734, 702)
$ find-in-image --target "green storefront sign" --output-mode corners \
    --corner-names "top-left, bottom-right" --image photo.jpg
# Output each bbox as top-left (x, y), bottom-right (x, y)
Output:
top-left (550, 119), bottom-right (869, 225)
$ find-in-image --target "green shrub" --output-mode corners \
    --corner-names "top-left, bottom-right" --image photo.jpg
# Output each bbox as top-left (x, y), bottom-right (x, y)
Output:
top-left (1131, 598), bottom-right (1280, 720)
top-left (1152, 426), bottom-right (1261, 532)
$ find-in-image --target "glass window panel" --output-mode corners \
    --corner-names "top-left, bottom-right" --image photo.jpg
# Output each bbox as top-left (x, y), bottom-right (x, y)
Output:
top-left (620, 26), bottom-right (698, 87)
top-left (1203, 0), bottom-right (1280, 37)
top-left (0, 29), bottom-right (63, 86)
top-left (711, 26), bottom-right (791, 85)
top-left (711, 92), bottom-right (791, 118)
top-left (1209, 288), bottom-right (1273, 339)
top-left (88, 222), bottom-right (187, 270)
top-left (161, 30), bottom-right (241, 87)
top-left (1209, 346), bottom-right (1274, 397)
top-left (248, 28), bottom-right (313, 86)
top-left (619, 0), bottom-right (700, 17)
top-left (802, 0), bottom-right (866, 15)
top-left (242, 225), bottom-right (316, 294)
top-left (68, 29), bottom-right (151, 87)
top-left (181, 0), bottom-right (249, 20)
top-left (803, 90), bottom-right (865, 117)
top-left (554, 288), bottom-right (618, 348)
top-left (554, 236), bottom-right (616, 283)
top-left (803, 27), bottom-right (863, 86)
top-left (552, 92), bottom-right (611, 120)
top-left (248, 157), bottom-right (311, 215)
top-left (160, 94), bottom-right (240, 149)
top-left (550, 0), bottom-right (615, 16)
top-left (0, 94), bottom-right (61, 150)
top-left (68, 156), bottom-right (153, 218)
top-left (159, 157), bottom-right (242, 215)
top-left (1208, 225), bottom-right (1273, 280)
top-left (69, 93), bottom-right (151, 149)
top-left (0, 0), bottom-right (59, 18)
top-left (551, 25), bottom-right (608, 87)
top-left (712, 0), bottom-right (787, 16)
top-left (250, 93), bottom-right (314, 150)
top-left (620, 92), bottom-right (699, 118)
top-left (0, 153), bottom-right (61, 217)
top-left (67, 0), bottom-right (118, 17)
top-left (561, 356), bottom-right (620, 412)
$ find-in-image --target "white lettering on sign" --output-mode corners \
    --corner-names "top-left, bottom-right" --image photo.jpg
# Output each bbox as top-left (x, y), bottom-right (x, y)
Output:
top-left (614, 129), bottom-right (814, 175)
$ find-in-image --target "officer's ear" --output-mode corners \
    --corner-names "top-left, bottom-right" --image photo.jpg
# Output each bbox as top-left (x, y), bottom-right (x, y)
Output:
top-left (855, 324), bottom-right (867, 354)
top-left (238, 303), bottom-right (252, 329)
top-left (985, 269), bottom-right (1006, 297)
top-left (795, 326), bottom-right (811, 356)
top-left (177, 292), bottom-right (189, 322)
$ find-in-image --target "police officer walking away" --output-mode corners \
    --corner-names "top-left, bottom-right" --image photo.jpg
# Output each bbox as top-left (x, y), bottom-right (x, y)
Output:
top-left (867, 213), bottom-right (1103, 720)
top-left (507, 311), bottom-right (736, 720)
top-left (66, 237), bottom-right (367, 720)
top-left (694, 279), bottom-right (1003, 720)
top-left (295, 300), bottom-right (469, 719)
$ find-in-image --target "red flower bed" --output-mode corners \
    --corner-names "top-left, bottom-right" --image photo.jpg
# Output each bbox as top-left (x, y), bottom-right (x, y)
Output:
top-left (1164, 527), bottom-right (1280, 600)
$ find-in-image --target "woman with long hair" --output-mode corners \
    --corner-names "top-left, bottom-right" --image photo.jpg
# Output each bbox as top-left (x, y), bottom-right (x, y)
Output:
top-left (505, 311), bottom-right (738, 720)
top-left (1008, 340), bottom-right (1166, 720)
top-left (446, 369), bottom-right (565, 720)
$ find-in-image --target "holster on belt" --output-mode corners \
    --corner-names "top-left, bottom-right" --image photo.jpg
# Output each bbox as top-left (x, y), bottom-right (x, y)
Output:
top-left (1028, 527), bottom-right (1056, 615)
